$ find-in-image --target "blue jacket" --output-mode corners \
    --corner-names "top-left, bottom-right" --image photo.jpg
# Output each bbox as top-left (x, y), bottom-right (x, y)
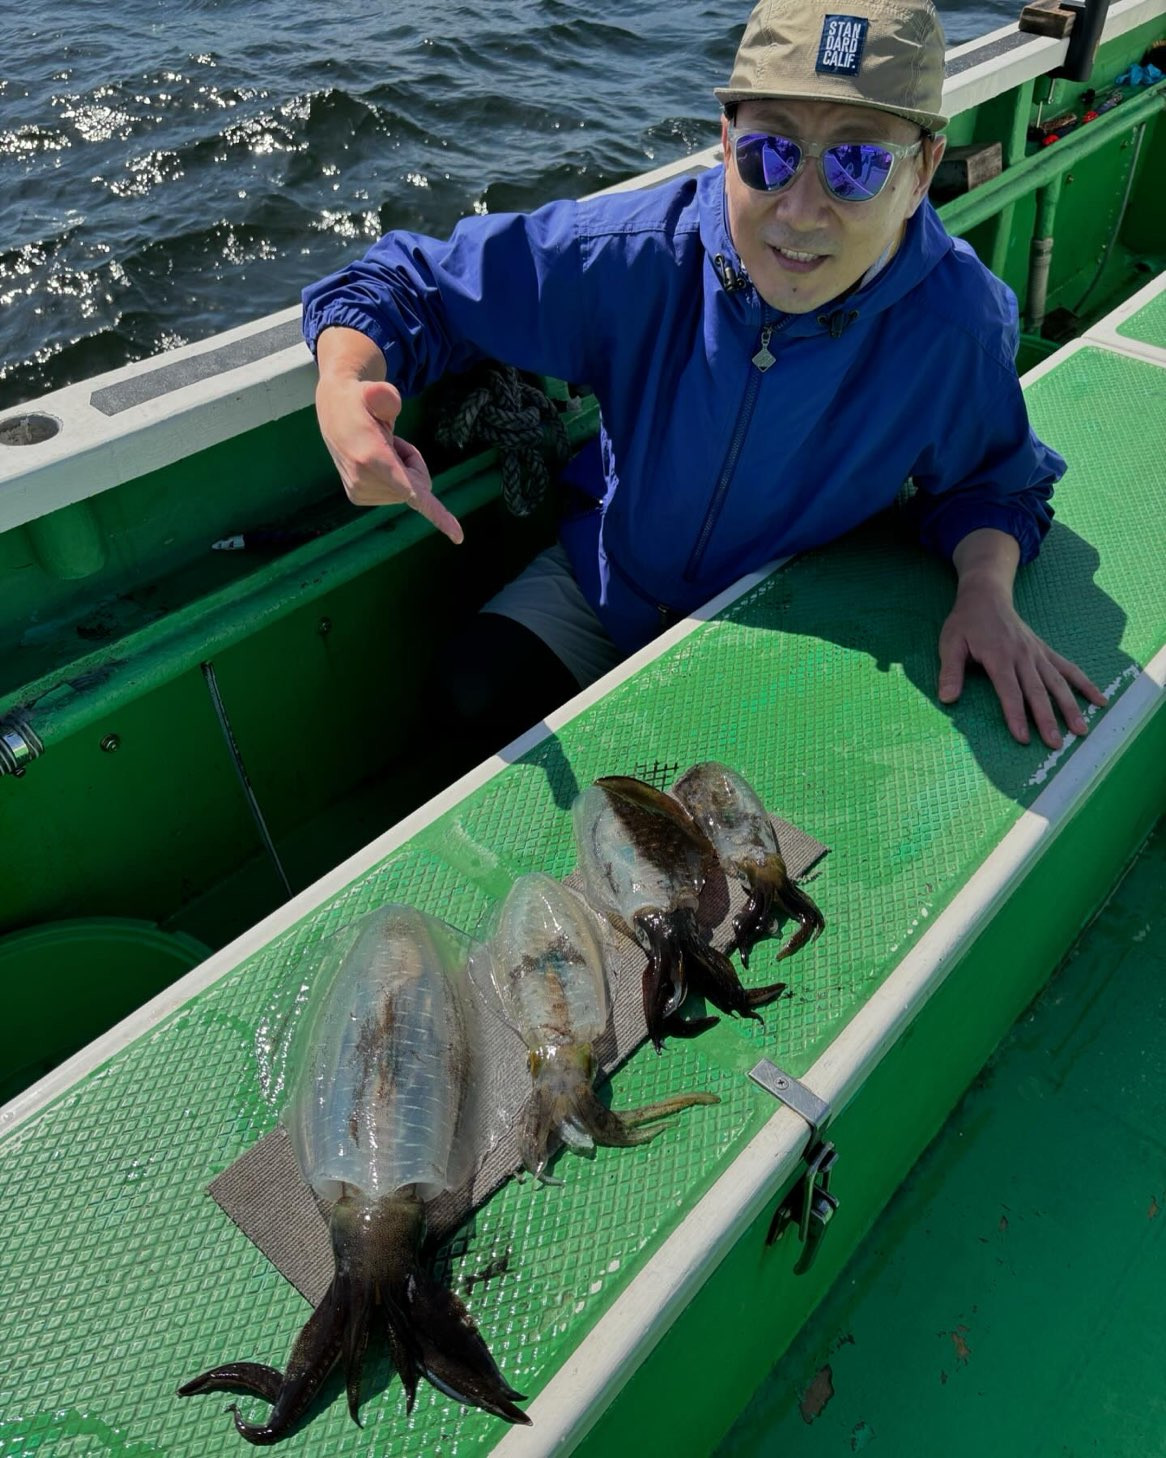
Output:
top-left (303, 166), bottom-right (1062, 653)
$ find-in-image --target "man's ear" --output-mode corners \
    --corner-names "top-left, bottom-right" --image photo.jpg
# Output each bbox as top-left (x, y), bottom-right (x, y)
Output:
top-left (907, 133), bottom-right (947, 216)
top-left (721, 112), bottom-right (732, 164)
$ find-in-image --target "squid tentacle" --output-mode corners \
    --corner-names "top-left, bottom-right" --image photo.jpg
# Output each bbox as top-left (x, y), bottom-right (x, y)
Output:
top-left (519, 1039), bottom-right (719, 1179)
top-left (675, 907), bottom-right (786, 1023)
top-left (180, 1193), bottom-right (529, 1440)
top-left (635, 908), bottom-right (698, 1049)
top-left (176, 1362), bottom-right (284, 1405)
top-left (387, 1271), bottom-right (530, 1424)
top-left (178, 1274), bottom-right (350, 1444)
top-left (576, 1082), bottom-right (719, 1141)
top-left (341, 1277), bottom-right (373, 1425)
top-left (733, 857), bottom-right (824, 966)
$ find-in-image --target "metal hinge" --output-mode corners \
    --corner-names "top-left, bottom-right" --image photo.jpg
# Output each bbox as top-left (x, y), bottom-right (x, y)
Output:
top-left (0, 714), bottom-right (45, 778)
top-left (750, 1058), bottom-right (840, 1274)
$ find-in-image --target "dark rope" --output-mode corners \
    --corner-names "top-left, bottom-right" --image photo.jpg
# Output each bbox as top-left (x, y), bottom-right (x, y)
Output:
top-left (432, 362), bottom-right (571, 517)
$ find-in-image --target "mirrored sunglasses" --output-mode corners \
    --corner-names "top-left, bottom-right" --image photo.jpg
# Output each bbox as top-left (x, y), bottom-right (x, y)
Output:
top-left (728, 125), bottom-right (922, 203)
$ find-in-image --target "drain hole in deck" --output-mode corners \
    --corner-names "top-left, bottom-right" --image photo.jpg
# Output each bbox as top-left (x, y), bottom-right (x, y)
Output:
top-left (0, 413), bottom-right (61, 446)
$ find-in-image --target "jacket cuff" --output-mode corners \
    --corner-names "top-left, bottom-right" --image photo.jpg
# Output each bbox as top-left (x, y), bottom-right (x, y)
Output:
top-left (301, 304), bottom-right (397, 368)
top-left (921, 499), bottom-right (1045, 566)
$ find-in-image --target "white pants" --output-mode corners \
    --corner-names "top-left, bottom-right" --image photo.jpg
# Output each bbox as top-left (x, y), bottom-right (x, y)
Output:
top-left (481, 543), bottom-right (624, 689)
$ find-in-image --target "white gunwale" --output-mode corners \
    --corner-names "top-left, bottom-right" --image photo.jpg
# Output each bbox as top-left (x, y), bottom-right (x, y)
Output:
top-left (1081, 268), bottom-right (1166, 366)
top-left (1020, 331), bottom-right (1166, 383)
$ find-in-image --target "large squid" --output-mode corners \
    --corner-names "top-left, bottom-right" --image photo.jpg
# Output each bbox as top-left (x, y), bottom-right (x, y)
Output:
top-left (178, 905), bottom-right (528, 1442)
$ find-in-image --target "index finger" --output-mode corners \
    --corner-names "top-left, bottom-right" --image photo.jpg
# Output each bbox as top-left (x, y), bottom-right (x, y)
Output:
top-left (410, 487), bottom-right (465, 546)
top-left (383, 437), bottom-right (464, 544)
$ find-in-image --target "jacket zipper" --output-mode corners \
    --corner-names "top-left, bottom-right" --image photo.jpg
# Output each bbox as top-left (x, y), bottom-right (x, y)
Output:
top-left (683, 310), bottom-right (785, 583)
top-left (605, 545), bottom-right (678, 630)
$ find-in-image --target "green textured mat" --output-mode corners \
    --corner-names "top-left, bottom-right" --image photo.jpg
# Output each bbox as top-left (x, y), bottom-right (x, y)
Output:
top-left (721, 823), bottom-right (1166, 1458)
top-left (1116, 283), bottom-right (1166, 348)
top-left (0, 338), bottom-right (1163, 1457)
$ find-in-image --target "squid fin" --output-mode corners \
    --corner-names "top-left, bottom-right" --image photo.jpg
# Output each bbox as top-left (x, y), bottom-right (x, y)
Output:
top-left (595, 775), bottom-right (709, 844)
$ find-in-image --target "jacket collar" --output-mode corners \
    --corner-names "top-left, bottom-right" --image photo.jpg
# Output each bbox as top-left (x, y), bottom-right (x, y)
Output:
top-left (696, 163), bottom-right (954, 336)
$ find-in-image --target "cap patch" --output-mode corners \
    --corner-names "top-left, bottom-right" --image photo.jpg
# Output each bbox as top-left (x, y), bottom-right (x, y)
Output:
top-left (816, 14), bottom-right (869, 75)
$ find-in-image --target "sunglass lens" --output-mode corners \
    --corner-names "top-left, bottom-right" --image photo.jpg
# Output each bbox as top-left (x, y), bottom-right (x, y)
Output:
top-left (737, 133), bottom-right (802, 192)
top-left (822, 143), bottom-right (895, 200)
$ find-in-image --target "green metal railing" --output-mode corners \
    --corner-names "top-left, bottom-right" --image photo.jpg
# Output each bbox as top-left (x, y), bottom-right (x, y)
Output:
top-left (939, 80), bottom-right (1165, 236)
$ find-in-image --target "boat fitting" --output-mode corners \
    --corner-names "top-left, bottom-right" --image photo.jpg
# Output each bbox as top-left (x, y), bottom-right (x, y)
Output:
top-left (0, 412), bottom-right (61, 446)
top-left (1052, 0), bottom-right (1112, 83)
top-left (0, 716), bottom-right (46, 778)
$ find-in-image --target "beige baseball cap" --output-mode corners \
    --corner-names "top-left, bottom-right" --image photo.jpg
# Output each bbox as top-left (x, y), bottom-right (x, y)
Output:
top-left (715, 0), bottom-right (949, 134)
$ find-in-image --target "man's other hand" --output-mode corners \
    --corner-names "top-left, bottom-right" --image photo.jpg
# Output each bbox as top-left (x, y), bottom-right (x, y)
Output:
top-left (939, 529), bottom-right (1106, 749)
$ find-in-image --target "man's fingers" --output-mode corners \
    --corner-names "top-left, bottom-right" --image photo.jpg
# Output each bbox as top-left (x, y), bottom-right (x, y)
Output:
top-left (937, 594), bottom-right (1108, 750)
top-left (1018, 658), bottom-right (1062, 749)
top-left (389, 437), bottom-right (464, 543)
top-left (937, 634), bottom-right (968, 704)
top-left (1038, 658), bottom-right (1089, 738)
top-left (1047, 649), bottom-right (1108, 708)
top-left (411, 488), bottom-right (465, 545)
top-left (342, 449), bottom-right (411, 505)
top-left (985, 661), bottom-right (1032, 745)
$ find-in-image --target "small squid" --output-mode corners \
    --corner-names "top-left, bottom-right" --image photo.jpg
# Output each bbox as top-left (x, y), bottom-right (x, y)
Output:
top-left (573, 776), bottom-right (786, 1048)
top-left (473, 872), bottom-right (718, 1179)
top-left (671, 761), bottom-right (824, 967)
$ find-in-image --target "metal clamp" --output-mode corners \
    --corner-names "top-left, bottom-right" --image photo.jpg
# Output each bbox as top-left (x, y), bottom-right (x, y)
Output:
top-left (750, 1058), bottom-right (840, 1274)
top-left (0, 715), bottom-right (45, 778)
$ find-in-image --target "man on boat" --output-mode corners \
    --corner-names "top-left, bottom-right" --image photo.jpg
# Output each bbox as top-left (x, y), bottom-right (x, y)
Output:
top-left (302, 0), bottom-right (1105, 751)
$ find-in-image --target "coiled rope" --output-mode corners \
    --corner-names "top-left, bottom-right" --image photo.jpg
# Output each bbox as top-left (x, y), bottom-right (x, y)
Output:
top-left (433, 362), bottom-right (571, 518)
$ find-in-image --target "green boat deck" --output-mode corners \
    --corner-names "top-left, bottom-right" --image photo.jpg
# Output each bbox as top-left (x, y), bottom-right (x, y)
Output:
top-left (723, 821), bottom-right (1166, 1457)
top-left (0, 280), bottom-right (1163, 1456)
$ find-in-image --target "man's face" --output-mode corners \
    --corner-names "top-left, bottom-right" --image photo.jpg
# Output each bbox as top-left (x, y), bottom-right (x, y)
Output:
top-left (722, 97), bottom-right (945, 314)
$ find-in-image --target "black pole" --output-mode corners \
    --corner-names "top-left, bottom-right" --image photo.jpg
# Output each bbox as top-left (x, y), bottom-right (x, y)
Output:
top-left (1052, 0), bottom-right (1113, 82)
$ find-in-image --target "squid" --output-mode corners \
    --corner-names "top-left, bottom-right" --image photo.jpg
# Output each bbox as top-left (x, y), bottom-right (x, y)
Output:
top-left (178, 905), bottom-right (528, 1441)
top-left (671, 761), bottom-right (824, 967)
top-left (473, 871), bottom-right (717, 1178)
top-left (573, 776), bottom-right (787, 1048)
